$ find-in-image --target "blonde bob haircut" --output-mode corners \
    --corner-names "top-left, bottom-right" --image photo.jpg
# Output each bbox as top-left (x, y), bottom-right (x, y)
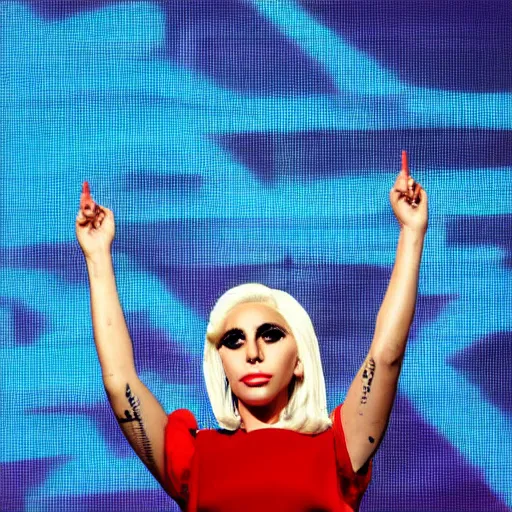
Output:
top-left (203, 283), bottom-right (332, 434)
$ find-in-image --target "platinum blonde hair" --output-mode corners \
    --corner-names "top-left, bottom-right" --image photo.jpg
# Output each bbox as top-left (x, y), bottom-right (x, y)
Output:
top-left (203, 283), bottom-right (332, 434)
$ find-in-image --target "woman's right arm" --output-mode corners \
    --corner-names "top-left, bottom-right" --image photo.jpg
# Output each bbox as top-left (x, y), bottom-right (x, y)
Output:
top-left (86, 252), bottom-right (169, 490)
top-left (76, 183), bottom-right (169, 491)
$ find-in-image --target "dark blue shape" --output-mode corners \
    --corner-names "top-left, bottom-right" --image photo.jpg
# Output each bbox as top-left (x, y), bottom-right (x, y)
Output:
top-left (0, 244), bottom-right (89, 284)
top-left (42, 489), bottom-right (176, 512)
top-left (0, 297), bottom-right (49, 346)
top-left (299, 0), bottom-right (512, 92)
top-left (23, 0), bottom-right (337, 95)
top-left (29, 401), bottom-right (134, 459)
top-left (160, 0), bottom-right (337, 95)
top-left (408, 294), bottom-right (456, 341)
top-left (0, 457), bottom-right (70, 512)
top-left (362, 394), bottom-right (510, 511)
top-left (446, 214), bottom-right (512, 266)
top-left (0, 218), bottom-right (210, 287)
top-left (447, 331), bottom-right (512, 415)
top-left (212, 129), bottom-right (512, 182)
top-left (23, 0), bottom-right (114, 18)
top-left (126, 310), bottom-right (202, 385)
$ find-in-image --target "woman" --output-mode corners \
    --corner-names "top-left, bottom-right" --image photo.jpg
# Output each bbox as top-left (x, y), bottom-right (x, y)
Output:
top-left (76, 152), bottom-right (427, 511)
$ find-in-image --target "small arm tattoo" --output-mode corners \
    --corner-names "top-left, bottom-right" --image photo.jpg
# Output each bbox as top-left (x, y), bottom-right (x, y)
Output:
top-left (360, 357), bottom-right (375, 405)
top-left (115, 383), bottom-right (157, 473)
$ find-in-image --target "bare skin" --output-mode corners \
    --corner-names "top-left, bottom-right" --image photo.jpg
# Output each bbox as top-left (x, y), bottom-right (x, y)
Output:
top-left (76, 150), bottom-right (428, 477)
top-left (217, 302), bottom-right (303, 432)
top-left (340, 151), bottom-right (428, 472)
top-left (76, 183), bottom-right (168, 490)
top-left (76, 181), bottom-right (115, 258)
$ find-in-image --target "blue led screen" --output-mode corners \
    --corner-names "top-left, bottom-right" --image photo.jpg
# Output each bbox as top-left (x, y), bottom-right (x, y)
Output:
top-left (1, 1), bottom-right (511, 511)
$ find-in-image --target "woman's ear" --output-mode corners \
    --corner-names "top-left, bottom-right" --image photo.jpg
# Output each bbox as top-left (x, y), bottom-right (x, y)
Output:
top-left (294, 358), bottom-right (304, 379)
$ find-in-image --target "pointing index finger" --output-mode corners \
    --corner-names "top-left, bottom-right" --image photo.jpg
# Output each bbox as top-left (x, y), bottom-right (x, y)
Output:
top-left (80, 181), bottom-right (98, 216)
top-left (401, 150), bottom-right (410, 178)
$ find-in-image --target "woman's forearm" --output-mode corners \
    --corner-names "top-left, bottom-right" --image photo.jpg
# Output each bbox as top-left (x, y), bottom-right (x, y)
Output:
top-left (86, 252), bottom-right (138, 388)
top-left (371, 227), bottom-right (426, 364)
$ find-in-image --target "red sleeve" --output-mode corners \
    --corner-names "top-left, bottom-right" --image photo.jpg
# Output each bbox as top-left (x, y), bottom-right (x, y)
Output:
top-left (163, 409), bottom-right (198, 510)
top-left (331, 403), bottom-right (373, 510)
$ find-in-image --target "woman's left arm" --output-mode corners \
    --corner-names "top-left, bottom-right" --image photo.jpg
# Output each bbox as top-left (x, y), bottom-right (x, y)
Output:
top-left (340, 155), bottom-right (428, 473)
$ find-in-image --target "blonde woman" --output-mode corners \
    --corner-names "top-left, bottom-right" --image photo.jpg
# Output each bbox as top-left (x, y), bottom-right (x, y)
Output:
top-left (76, 154), bottom-right (427, 511)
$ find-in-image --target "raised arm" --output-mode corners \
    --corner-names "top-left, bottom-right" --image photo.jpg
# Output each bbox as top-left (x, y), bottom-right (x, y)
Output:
top-left (86, 253), bottom-right (169, 488)
top-left (76, 184), bottom-right (169, 490)
top-left (340, 153), bottom-right (428, 473)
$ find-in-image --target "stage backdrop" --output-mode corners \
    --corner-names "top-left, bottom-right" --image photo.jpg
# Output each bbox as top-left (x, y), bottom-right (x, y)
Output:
top-left (1, 1), bottom-right (511, 511)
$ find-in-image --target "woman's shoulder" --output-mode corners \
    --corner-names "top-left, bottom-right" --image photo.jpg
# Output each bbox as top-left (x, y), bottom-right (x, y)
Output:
top-left (166, 408), bottom-right (198, 430)
top-left (166, 409), bottom-right (237, 437)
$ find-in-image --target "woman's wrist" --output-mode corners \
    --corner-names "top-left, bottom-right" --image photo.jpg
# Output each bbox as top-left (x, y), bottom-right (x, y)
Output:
top-left (85, 251), bottom-right (114, 277)
top-left (400, 225), bottom-right (427, 241)
top-left (85, 248), bottom-right (112, 263)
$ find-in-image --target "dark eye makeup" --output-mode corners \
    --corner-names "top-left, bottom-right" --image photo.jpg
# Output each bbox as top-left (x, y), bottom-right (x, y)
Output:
top-left (219, 323), bottom-right (287, 350)
top-left (220, 329), bottom-right (244, 350)
top-left (260, 327), bottom-right (286, 343)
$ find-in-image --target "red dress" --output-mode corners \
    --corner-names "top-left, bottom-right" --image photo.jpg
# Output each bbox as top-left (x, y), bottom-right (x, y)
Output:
top-left (164, 404), bottom-right (372, 512)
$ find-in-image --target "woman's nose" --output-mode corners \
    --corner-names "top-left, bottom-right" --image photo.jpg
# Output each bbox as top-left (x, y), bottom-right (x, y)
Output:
top-left (246, 339), bottom-right (263, 362)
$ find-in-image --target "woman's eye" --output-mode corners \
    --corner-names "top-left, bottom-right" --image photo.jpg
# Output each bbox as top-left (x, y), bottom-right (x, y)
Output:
top-left (221, 335), bottom-right (243, 350)
top-left (262, 329), bottom-right (285, 343)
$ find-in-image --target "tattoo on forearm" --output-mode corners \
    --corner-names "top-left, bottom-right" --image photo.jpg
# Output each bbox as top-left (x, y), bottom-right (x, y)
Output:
top-left (115, 383), bottom-right (157, 472)
top-left (360, 358), bottom-right (375, 405)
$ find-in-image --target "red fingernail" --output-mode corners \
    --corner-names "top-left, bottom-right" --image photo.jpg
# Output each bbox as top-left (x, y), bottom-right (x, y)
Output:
top-left (401, 150), bottom-right (409, 177)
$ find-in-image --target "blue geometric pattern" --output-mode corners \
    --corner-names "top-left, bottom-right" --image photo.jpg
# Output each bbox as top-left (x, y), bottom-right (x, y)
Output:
top-left (1, 1), bottom-right (511, 511)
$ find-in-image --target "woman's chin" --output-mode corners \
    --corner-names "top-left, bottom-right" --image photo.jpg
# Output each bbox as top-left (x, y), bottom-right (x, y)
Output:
top-left (234, 382), bottom-right (289, 409)
top-left (237, 390), bottom-right (276, 408)
top-left (239, 396), bottom-right (274, 407)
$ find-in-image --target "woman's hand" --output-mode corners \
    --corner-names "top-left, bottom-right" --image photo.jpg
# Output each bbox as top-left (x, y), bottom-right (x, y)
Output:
top-left (389, 151), bottom-right (428, 234)
top-left (75, 182), bottom-right (116, 260)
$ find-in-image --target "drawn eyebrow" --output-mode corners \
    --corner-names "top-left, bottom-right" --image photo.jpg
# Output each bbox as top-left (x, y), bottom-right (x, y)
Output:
top-left (219, 323), bottom-right (288, 345)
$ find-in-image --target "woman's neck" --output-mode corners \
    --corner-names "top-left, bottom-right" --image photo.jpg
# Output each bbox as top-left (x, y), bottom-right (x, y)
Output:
top-left (237, 391), bottom-right (288, 432)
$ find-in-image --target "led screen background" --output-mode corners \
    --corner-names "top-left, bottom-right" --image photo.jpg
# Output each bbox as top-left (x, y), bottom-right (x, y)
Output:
top-left (1, 1), bottom-right (511, 511)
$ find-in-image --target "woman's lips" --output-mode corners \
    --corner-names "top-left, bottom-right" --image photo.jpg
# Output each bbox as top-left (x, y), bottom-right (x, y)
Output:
top-left (240, 374), bottom-right (272, 385)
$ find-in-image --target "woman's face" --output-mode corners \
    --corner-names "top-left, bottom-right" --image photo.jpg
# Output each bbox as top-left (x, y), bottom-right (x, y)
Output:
top-left (218, 302), bottom-right (303, 409)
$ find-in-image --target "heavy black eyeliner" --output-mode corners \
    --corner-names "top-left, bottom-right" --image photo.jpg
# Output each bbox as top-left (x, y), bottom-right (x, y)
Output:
top-left (255, 323), bottom-right (288, 339)
top-left (219, 323), bottom-right (287, 348)
top-left (219, 328), bottom-right (244, 348)
top-left (258, 328), bottom-right (286, 343)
